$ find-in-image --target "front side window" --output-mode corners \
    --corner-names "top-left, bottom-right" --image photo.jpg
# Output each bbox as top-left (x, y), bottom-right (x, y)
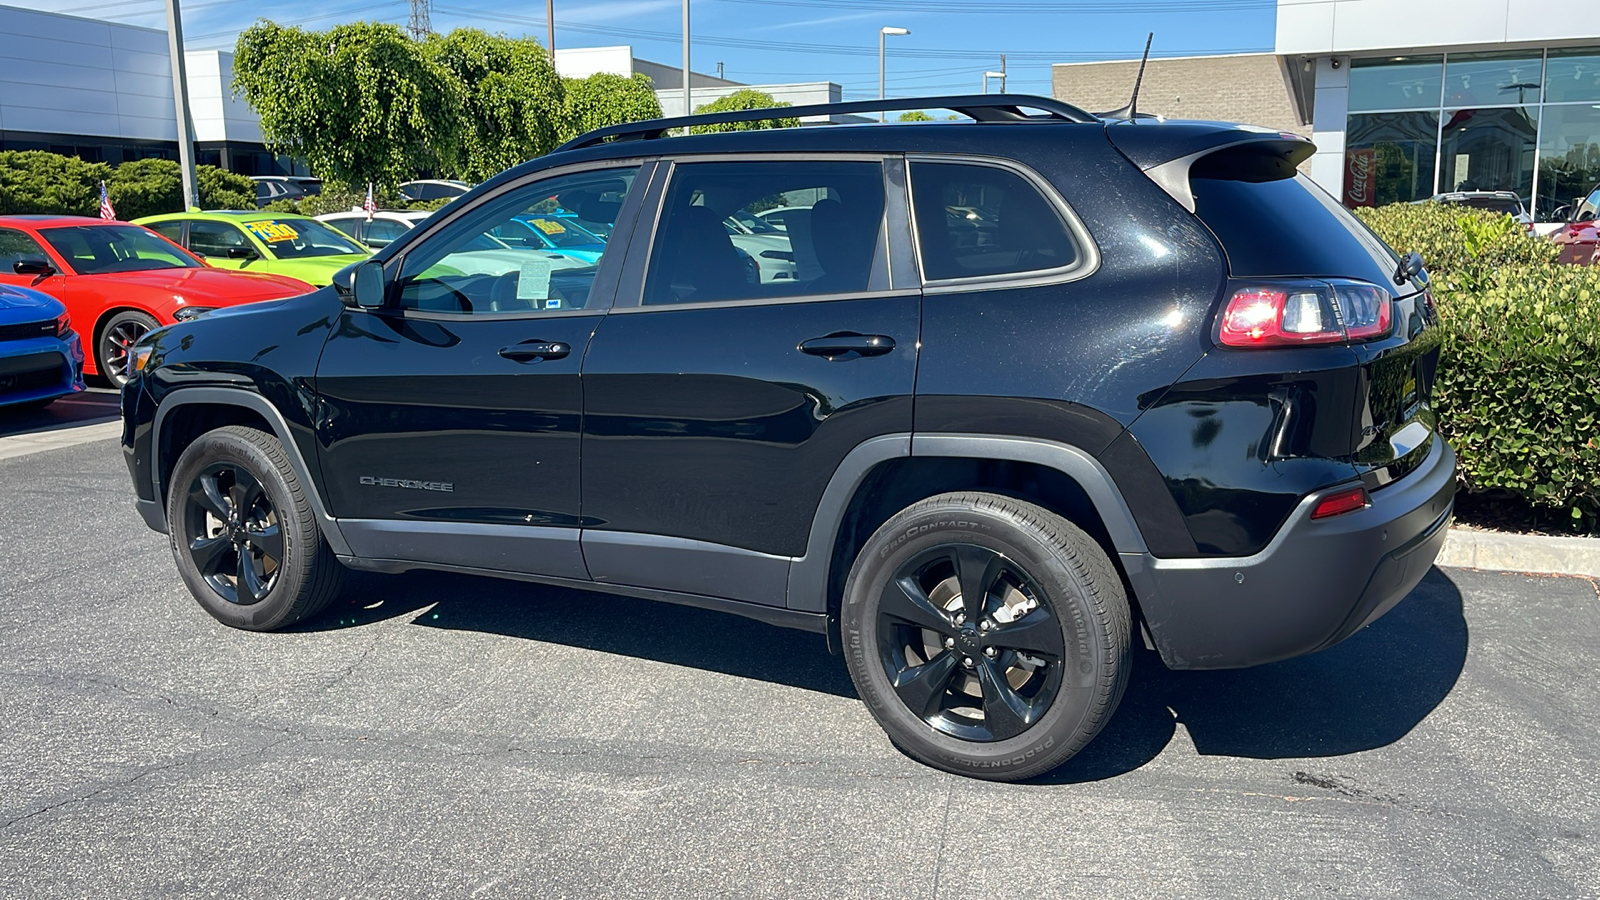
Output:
top-left (363, 219), bottom-right (411, 247)
top-left (909, 161), bottom-right (1079, 282)
top-left (188, 220), bottom-right (252, 258)
top-left (0, 227), bottom-right (52, 269)
top-left (396, 166), bottom-right (638, 314)
top-left (643, 160), bottom-right (886, 306)
top-left (39, 224), bottom-right (199, 274)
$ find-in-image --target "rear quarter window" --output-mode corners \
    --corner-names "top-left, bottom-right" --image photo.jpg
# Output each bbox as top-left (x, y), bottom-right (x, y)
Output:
top-left (1190, 170), bottom-right (1399, 289)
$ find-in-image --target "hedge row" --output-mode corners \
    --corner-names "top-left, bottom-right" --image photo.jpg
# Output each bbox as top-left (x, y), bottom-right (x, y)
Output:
top-left (1355, 203), bottom-right (1600, 528)
top-left (0, 151), bottom-right (255, 219)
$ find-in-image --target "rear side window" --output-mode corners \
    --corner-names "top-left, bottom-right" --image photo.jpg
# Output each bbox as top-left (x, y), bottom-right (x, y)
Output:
top-left (146, 221), bottom-right (184, 243)
top-left (1191, 169), bottom-right (1398, 288)
top-left (910, 161), bottom-right (1079, 282)
top-left (644, 160), bottom-right (887, 306)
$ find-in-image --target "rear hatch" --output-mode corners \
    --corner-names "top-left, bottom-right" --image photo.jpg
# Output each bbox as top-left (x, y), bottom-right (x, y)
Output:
top-left (1113, 125), bottom-right (1443, 488)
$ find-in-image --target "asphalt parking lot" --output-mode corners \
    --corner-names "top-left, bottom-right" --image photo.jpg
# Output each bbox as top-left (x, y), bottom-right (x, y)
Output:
top-left (1, 427), bottom-right (1597, 898)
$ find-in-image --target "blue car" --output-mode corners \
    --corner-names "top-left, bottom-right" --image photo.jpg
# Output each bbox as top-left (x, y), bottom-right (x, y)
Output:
top-left (0, 284), bottom-right (84, 412)
top-left (489, 214), bottom-right (606, 265)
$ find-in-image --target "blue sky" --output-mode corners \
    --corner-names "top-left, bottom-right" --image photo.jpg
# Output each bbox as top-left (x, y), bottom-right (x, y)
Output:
top-left (22, 0), bottom-right (1275, 98)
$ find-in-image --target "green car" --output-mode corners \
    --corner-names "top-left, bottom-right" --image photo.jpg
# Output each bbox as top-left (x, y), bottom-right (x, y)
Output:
top-left (134, 211), bottom-right (370, 286)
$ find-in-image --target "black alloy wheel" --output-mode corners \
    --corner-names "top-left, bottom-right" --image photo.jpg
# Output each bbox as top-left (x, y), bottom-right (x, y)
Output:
top-left (166, 425), bottom-right (344, 631)
top-left (98, 310), bottom-right (158, 387)
top-left (842, 492), bottom-right (1131, 781)
top-left (181, 460), bottom-right (282, 604)
top-left (877, 543), bottom-right (1066, 742)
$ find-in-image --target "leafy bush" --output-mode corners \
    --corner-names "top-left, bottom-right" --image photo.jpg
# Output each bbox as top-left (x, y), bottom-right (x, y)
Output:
top-left (1359, 200), bottom-right (1600, 528)
top-left (0, 152), bottom-right (262, 217)
top-left (1433, 265), bottom-right (1600, 525)
top-left (689, 90), bottom-right (801, 134)
top-left (1353, 202), bottom-right (1557, 293)
top-left (562, 72), bottom-right (663, 142)
top-left (0, 150), bottom-right (108, 216)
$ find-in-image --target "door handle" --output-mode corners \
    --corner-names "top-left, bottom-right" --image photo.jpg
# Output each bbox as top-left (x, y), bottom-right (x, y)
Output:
top-left (498, 341), bottom-right (571, 362)
top-left (798, 333), bottom-right (896, 359)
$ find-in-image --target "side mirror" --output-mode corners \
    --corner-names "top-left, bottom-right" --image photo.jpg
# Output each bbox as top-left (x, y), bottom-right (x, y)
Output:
top-left (12, 258), bottom-right (55, 277)
top-left (351, 259), bottom-right (386, 309)
top-left (227, 247), bottom-right (259, 260)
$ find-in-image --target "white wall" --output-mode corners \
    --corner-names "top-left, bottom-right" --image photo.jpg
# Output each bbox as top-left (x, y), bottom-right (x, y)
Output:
top-left (0, 4), bottom-right (174, 141)
top-left (656, 82), bottom-right (844, 120)
top-left (185, 50), bottom-right (262, 144)
top-left (1277, 0), bottom-right (1600, 56)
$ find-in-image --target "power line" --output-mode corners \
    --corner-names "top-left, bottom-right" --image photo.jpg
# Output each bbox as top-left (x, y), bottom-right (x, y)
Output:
top-left (408, 0), bottom-right (433, 38)
top-left (709, 0), bottom-right (1272, 12)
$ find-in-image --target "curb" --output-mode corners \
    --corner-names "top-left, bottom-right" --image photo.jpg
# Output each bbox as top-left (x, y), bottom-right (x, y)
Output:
top-left (1438, 527), bottom-right (1600, 579)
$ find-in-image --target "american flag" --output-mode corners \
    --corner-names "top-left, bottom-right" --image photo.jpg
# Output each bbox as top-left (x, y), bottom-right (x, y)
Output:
top-left (363, 183), bottom-right (376, 221)
top-left (98, 181), bottom-right (115, 221)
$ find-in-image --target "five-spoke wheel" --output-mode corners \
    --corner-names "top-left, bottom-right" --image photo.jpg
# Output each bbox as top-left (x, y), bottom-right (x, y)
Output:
top-left (843, 492), bottom-right (1130, 781)
top-left (166, 425), bottom-right (344, 630)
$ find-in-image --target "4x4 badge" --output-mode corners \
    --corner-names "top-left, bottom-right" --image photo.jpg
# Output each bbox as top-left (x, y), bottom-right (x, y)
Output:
top-left (359, 476), bottom-right (454, 492)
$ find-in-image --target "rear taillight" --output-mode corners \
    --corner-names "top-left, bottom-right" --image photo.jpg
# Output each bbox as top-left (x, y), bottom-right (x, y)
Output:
top-left (1217, 280), bottom-right (1393, 348)
top-left (1311, 486), bottom-right (1370, 520)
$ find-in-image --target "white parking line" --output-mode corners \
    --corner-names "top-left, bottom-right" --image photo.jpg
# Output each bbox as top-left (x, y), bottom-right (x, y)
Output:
top-left (0, 420), bottom-right (123, 461)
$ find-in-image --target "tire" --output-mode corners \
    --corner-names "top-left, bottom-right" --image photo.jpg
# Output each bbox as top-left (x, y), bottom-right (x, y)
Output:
top-left (98, 310), bottom-right (159, 387)
top-left (841, 492), bottom-right (1131, 781)
top-left (165, 425), bottom-right (344, 631)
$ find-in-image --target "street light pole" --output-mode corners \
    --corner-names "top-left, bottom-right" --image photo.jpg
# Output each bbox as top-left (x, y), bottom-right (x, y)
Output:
top-left (163, 0), bottom-right (198, 209)
top-left (879, 26), bottom-right (909, 122)
top-left (683, 0), bottom-right (692, 117)
top-left (547, 0), bottom-right (554, 60)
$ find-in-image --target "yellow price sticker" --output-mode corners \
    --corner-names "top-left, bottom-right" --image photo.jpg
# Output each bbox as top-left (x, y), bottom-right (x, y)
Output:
top-left (530, 218), bottom-right (566, 236)
top-left (246, 221), bottom-right (300, 243)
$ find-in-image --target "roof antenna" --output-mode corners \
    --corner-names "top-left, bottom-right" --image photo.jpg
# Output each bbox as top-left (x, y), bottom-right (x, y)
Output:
top-left (1100, 32), bottom-right (1153, 120)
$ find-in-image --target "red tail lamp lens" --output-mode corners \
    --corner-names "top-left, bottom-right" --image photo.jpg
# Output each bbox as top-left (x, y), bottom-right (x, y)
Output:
top-left (1218, 281), bottom-right (1395, 348)
top-left (1311, 486), bottom-right (1370, 520)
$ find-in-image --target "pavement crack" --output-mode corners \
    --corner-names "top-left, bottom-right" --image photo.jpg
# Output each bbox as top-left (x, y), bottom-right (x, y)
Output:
top-left (928, 785), bottom-right (953, 899)
top-left (0, 756), bottom-right (194, 832)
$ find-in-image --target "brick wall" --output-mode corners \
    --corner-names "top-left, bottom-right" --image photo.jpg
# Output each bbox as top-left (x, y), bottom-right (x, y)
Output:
top-left (1051, 53), bottom-right (1307, 136)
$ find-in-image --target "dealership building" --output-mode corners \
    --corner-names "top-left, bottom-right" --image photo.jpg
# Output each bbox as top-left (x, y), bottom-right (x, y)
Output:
top-left (1055, 0), bottom-right (1600, 217)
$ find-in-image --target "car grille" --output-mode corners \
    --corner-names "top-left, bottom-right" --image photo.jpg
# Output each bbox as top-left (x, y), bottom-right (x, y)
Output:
top-left (0, 320), bottom-right (54, 342)
top-left (0, 365), bottom-right (63, 397)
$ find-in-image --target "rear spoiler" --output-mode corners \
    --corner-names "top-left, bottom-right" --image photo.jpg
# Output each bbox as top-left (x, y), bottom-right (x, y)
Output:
top-left (1106, 122), bottom-right (1317, 213)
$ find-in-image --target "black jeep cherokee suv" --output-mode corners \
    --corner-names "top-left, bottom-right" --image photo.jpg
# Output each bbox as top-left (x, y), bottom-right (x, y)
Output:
top-left (120, 96), bottom-right (1455, 781)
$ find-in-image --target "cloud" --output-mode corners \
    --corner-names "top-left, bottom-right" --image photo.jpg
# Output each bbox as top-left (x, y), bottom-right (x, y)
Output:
top-left (563, 0), bottom-right (679, 24)
top-left (752, 10), bottom-right (897, 32)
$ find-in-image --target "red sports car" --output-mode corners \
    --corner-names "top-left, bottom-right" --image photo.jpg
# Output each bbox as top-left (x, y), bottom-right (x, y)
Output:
top-left (0, 216), bottom-right (315, 384)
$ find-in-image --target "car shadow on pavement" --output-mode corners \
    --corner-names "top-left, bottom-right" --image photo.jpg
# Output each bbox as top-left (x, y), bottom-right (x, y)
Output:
top-left (300, 568), bottom-right (860, 698)
top-left (1038, 566), bottom-right (1469, 783)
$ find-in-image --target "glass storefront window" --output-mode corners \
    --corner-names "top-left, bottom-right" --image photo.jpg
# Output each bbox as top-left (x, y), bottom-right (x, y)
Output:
top-left (1438, 106), bottom-right (1538, 201)
top-left (1442, 52), bottom-right (1544, 108)
top-left (1349, 56), bottom-right (1443, 112)
top-left (1536, 104), bottom-right (1600, 220)
top-left (1345, 111), bottom-right (1440, 206)
top-left (1544, 48), bottom-right (1600, 104)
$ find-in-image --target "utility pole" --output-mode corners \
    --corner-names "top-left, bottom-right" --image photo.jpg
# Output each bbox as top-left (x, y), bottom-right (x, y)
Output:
top-left (407, 0), bottom-right (432, 39)
top-left (682, 0), bottom-right (691, 117)
top-left (1000, 53), bottom-right (1006, 93)
top-left (547, 0), bottom-right (555, 60)
top-left (163, 0), bottom-right (197, 209)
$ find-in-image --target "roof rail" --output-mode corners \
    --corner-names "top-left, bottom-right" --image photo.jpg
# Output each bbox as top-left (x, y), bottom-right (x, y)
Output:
top-left (554, 93), bottom-right (1098, 153)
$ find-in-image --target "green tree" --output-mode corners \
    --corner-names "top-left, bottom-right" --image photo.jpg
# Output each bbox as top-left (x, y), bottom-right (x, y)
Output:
top-left (562, 72), bottom-right (663, 142)
top-left (897, 110), bottom-right (935, 122)
top-left (233, 21), bottom-right (463, 191)
top-left (689, 89), bottom-right (800, 134)
top-left (424, 29), bottom-right (563, 181)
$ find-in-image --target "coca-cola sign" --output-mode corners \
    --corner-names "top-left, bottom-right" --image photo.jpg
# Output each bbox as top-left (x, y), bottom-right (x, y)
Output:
top-left (1345, 148), bottom-right (1377, 208)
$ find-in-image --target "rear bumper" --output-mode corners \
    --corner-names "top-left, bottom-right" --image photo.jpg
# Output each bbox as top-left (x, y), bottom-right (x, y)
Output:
top-left (1124, 434), bottom-right (1456, 670)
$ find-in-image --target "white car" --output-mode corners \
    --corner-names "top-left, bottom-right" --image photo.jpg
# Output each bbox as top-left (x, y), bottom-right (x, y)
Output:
top-left (723, 216), bottom-right (797, 283)
top-left (398, 180), bottom-right (472, 202)
top-left (316, 210), bottom-right (588, 278)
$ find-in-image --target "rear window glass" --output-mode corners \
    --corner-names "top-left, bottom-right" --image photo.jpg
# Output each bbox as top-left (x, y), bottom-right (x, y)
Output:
top-left (1449, 196), bottom-right (1521, 215)
top-left (1191, 171), bottom-right (1399, 288)
top-left (910, 161), bottom-right (1079, 282)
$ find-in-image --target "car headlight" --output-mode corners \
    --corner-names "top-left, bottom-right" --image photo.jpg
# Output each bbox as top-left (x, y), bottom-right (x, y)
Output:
top-left (128, 345), bottom-right (154, 378)
top-left (172, 306), bottom-right (216, 322)
top-left (54, 311), bottom-right (71, 337)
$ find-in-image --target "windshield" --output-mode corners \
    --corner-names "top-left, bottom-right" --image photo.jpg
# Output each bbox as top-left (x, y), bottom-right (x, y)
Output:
top-left (39, 224), bottom-right (200, 274)
top-left (517, 215), bottom-right (603, 248)
top-left (242, 218), bottom-right (365, 259)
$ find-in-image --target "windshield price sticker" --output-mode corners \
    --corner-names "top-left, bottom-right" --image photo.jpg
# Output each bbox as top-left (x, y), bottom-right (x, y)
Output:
top-left (246, 221), bottom-right (299, 243)
top-left (531, 218), bottom-right (566, 235)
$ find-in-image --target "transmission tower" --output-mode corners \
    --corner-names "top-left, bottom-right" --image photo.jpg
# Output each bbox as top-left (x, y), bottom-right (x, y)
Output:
top-left (407, 0), bottom-right (433, 39)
